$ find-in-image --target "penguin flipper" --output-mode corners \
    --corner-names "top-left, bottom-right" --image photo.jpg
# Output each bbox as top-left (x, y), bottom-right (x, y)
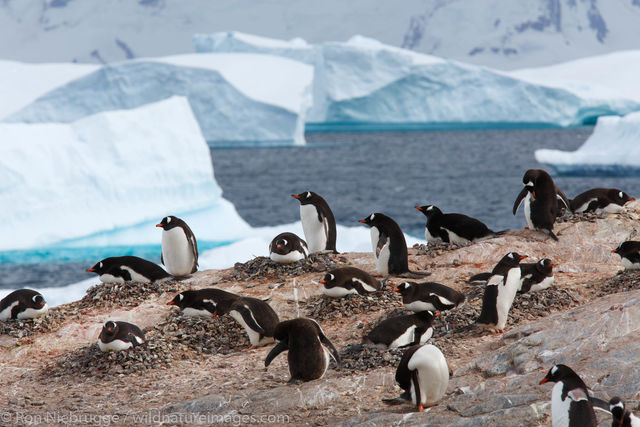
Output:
top-left (376, 233), bottom-right (388, 257)
top-left (513, 187), bottom-right (528, 215)
top-left (265, 341), bottom-right (289, 367)
top-left (160, 252), bottom-right (164, 266)
top-left (318, 332), bottom-right (341, 365)
top-left (235, 306), bottom-right (266, 336)
top-left (589, 396), bottom-right (611, 414)
top-left (398, 270), bottom-right (431, 279)
top-left (411, 369), bottom-right (422, 410)
top-left (556, 190), bottom-right (571, 211)
top-left (469, 272), bottom-right (492, 284)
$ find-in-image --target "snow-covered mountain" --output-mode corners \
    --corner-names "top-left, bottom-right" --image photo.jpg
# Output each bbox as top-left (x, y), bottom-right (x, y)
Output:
top-left (1, 0), bottom-right (640, 69)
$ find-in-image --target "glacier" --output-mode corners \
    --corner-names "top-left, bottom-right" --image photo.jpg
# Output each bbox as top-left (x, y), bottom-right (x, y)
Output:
top-left (194, 33), bottom-right (640, 129)
top-left (535, 112), bottom-right (640, 176)
top-left (3, 54), bottom-right (313, 147)
top-left (0, 96), bottom-right (251, 252)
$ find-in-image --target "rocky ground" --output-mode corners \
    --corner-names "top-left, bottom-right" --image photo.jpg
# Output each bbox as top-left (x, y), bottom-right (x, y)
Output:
top-left (1, 202), bottom-right (640, 426)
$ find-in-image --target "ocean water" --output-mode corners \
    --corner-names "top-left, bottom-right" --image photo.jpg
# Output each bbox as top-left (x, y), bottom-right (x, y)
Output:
top-left (3, 127), bottom-right (640, 291)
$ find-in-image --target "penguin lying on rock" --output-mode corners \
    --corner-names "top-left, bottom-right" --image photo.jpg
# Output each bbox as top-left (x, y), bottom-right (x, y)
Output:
top-left (0, 289), bottom-right (48, 321)
top-left (215, 297), bottom-right (279, 348)
top-left (319, 267), bottom-right (382, 297)
top-left (269, 232), bottom-right (309, 263)
top-left (363, 311), bottom-right (437, 349)
top-left (167, 288), bottom-right (239, 317)
top-left (98, 321), bottom-right (145, 352)
top-left (87, 256), bottom-right (171, 283)
top-left (415, 205), bottom-right (502, 244)
top-left (394, 281), bottom-right (465, 313)
top-left (612, 241), bottom-right (640, 270)
top-left (570, 188), bottom-right (634, 214)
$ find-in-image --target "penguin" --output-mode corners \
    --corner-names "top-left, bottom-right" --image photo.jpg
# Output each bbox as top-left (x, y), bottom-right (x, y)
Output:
top-left (86, 255), bottom-right (171, 283)
top-left (359, 213), bottom-right (429, 277)
top-left (215, 296), bottom-right (279, 348)
top-left (363, 311), bottom-right (437, 349)
top-left (513, 169), bottom-right (569, 241)
top-left (612, 241), bottom-right (640, 270)
top-left (609, 397), bottom-right (640, 427)
top-left (469, 258), bottom-right (554, 293)
top-left (0, 289), bottom-right (48, 321)
top-left (167, 288), bottom-right (239, 317)
top-left (570, 188), bottom-right (635, 214)
top-left (414, 205), bottom-right (498, 244)
top-left (394, 281), bottom-right (465, 313)
top-left (265, 318), bottom-right (340, 382)
top-left (383, 344), bottom-right (449, 411)
top-left (319, 267), bottom-right (382, 297)
top-left (540, 364), bottom-right (597, 427)
top-left (292, 191), bottom-right (337, 253)
top-left (156, 215), bottom-right (198, 277)
top-left (97, 320), bottom-right (145, 352)
top-left (269, 232), bottom-right (309, 263)
top-left (476, 252), bottom-right (527, 332)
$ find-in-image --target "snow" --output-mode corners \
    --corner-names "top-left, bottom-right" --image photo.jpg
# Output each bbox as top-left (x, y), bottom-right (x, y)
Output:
top-left (535, 112), bottom-right (640, 176)
top-left (0, 96), bottom-right (251, 251)
top-left (4, 54), bottom-right (313, 146)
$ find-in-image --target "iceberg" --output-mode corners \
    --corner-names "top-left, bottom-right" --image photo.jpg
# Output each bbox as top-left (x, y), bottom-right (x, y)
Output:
top-left (4, 54), bottom-right (313, 146)
top-left (0, 96), bottom-right (251, 251)
top-left (194, 33), bottom-right (640, 129)
top-left (535, 112), bottom-right (640, 176)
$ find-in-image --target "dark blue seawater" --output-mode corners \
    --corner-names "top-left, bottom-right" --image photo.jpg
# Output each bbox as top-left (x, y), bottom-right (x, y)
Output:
top-left (3, 127), bottom-right (640, 289)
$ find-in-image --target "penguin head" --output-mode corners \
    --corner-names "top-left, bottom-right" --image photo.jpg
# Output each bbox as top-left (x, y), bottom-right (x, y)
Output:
top-left (612, 190), bottom-right (635, 205)
top-left (359, 213), bottom-right (387, 227)
top-left (156, 215), bottom-right (181, 230)
top-left (319, 273), bottom-right (336, 285)
top-left (522, 169), bottom-right (543, 187)
top-left (612, 241), bottom-right (639, 257)
top-left (539, 364), bottom-right (577, 385)
top-left (393, 282), bottom-right (412, 294)
top-left (538, 258), bottom-right (553, 273)
top-left (291, 191), bottom-right (322, 205)
top-left (415, 205), bottom-right (442, 219)
top-left (167, 292), bottom-right (187, 308)
top-left (102, 320), bottom-right (119, 338)
top-left (609, 397), bottom-right (626, 420)
top-left (503, 252), bottom-right (527, 266)
top-left (87, 260), bottom-right (105, 274)
top-left (31, 293), bottom-right (46, 309)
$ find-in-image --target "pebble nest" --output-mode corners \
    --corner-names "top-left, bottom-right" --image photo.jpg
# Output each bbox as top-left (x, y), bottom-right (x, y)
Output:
top-left (153, 311), bottom-right (249, 355)
top-left (412, 242), bottom-right (467, 257)
top-left (338, 343), bottom-right (405, 373)
top-left (229, 253), bottom-right (339, 281)
top-left (591, 270), bottom-right (640, 297)
top-left (304, 287), bottom-right (401, 321)
top-left (0, 308), bottom-right (67, 338)
top-left (77, 279), bottom-right (187, 309)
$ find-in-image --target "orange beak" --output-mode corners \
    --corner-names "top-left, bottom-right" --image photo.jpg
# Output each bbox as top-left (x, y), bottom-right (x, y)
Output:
top-left (155, 223), bottom-right (163, 227)
top-left (630, 197), bottom-right (636, 201)
top-left (539, 378), bottom-right (548, 385)
top-left (519, 255), bottom-right (528, 260)
top-left (39, 302), bottom-right (45, 307)
top-left (532, 191), bottom-right (536, 198)
top-left (86, 268), bottom-right (95, 272)
top-left (612, 249), bottom-right (618, 253)
top-left (277, 244), bottom-right (283, 249)
top-left (434, 312), bottom-right (441, 316)
top-left (415, 206), bottom-right (422, 211)
top-left (393, 288), bottom-right (400, 292)
top-left (213, 311), bottom-right (218, 317)
top-left (291, 194), bottom-right (300, 199)
top-left (167, 301), bottom-right (175, 305)
top-left (359, 219), bottom-right (367, 223)
top-left (319, 280), bottom-right (326, 284)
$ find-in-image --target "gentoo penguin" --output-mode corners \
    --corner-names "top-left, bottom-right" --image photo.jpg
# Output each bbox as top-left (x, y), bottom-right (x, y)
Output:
top-left (383, 344), bottom-right (449, 411)
top-left (414, 205), bottom-right (497, 244)
top-left (87, 255), bottom-right (171, 283)
top-left (540, 364), bottom-right (597, 427)
top-left (394, 281), bottom-right (465, 313)
top-left (156, 215), bottom-right (198, 277)
top-left (0, 289), bottom-right (48, 321)
top-left (570, 188), bottom-right (635, 214)
top-left (319, 266), bottom-right (382, 297)
top-left (97, 320), bottom-right (145, 352)
top-left (513, 169), bottom-right (568, 241)
top-left (469, 258), bottom-right (555, 293)
top-left (269, 232), bottom-right (309, 263)
top-left (292, 191), bottom-right (337, 253)
top-left (265, 318), bottom-right (340, 382)
top-left (215, 296), bottom-right (279, 348)
top-left (363, 311), bottom-right (436, 349)
top-left (167, 288), bottom-right (239, 317)
top-left (360, 213), bottom-right (428, 277)
top-left (476, 252), bottom-right (527, 332)
top-left (612, 241), bottom-right (640, 270)
top-left (609, 397), bottom-right (640, 427)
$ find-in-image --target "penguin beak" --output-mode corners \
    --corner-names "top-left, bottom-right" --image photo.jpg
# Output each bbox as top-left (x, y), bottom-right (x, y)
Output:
top-left (291, 194), bottom-right (300, 199)
top-left (359, 219), bottom-right (367, 223)
top-left (167, 301), bottom-right (175, 305)
top-left (155, 223), bottom-right (163, 227)
top-left (434, 312), bottom-right (441, 316)
top-left (630, 197), bottom-right (636, 201)
top-left (539, 377), bottom-right (549, 385)
top-left (277, 244), bottom-right (283, 249)
top-left (39, 302), bottom-right (45, 307)
top-left (319, 280), bottom-right (326, 284)
top-left (393, 287), bottom-right (400, 292)
top-left (213, 311), bottom-right (218, 317)
top-left (611, 249), bottom-right (618, 254)
top-left (519, 255), bottom-right (528, 260)
top-left (86, 268), bottom-right (95, 272)
top-left (415, 206), bottom-right (422, 211)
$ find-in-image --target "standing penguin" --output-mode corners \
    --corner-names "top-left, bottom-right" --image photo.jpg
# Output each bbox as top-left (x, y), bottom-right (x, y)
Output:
top-left (319, 267), bottom-right (382, 297)
top-left (360, 213), bottom-right (428, 277)
top-left (513, 169), bottom-right (568, 241)
top-left (215, 296), bottom-right (279, 348)
top-left (0, 289), bottom-right (48, 320)
top-left (363, 311), bottom-right (436, 349)
top-left (570, 188), bottom-right (635, 214)
top-left (476, 252), bottom-right (527, 333)
top-left (540, 364), bottom-right (597, 427)
top-left (265, 318), bottom-right (340, 382)
top-left (87, 256), bottom-right (171, 283)
top-left (415, 205), bottom-right (498, 244)
top-left (612, 241), bottom-right (640, 270)
top-left (383, 343), bottom-right (449, 411)
top-left (609, 397), bottom-right (640, 427)
top-left (156, 215), bottom-right (198, 277)
top-left (167, 288), bottom-right (239, 317)
top-left (97, 320), bottom-right (145, 352)
top-left (269, 232), bottom-right (309, 263)
top-left (394, 282), bottom-right (465, 313)
top-left (292, 191), bottom-right (337, 253)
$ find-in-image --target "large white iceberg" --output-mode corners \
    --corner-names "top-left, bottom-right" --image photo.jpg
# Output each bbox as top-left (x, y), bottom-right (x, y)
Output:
top-left (535, 112), bottom-right (640, 176)
top-left (195, 33), bottom-right (640, 128)
top-left (0, 96), bottom-right (251, 251)
top-left (3, 54), bottom-right (313, 146)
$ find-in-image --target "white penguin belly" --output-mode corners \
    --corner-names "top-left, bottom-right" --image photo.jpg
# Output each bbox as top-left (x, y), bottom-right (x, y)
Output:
top-left (230, 309), bottom-right (273, 347)
top-left (99, 273), bottom-right (125, 284)
top-left (404, 301), bottom-right (437, 313)
top-left (182, 307), bottom-right (213, 317)
top-left (389, 325), bottom-right (417, 349)
top-left (622, 258), bottom-right (640, 270)
top-left (122, 266), bottom-right (152, 283)
top-left (370, 227), bottom-right (390, 275)
top-left (300, 204), bottom-right (327, 253)
top-left (523, 194), bottom-right (534, 229)
top-left (445, 229), bottom-right (470, 245)
top-left (162, 227), bottom-right (195, 276)
top-left (496, 269), bottom-right (521, 330)
top-left (424, 227), bottom-right (442, 244)
top-left (551, 382), bottom-right (571, 427)
top-left (408, 345), bottom-right (449, 407)
top-left (0, 301), bottom-right (19, 320)
top-left (529, 276), bottom-right (554, 292)
top-left (323, 286), bottom-right (358, 298)
top-left (601, 203), bottom-right (624, 214)
top-left (270, 251), bottom-right (305, 264)
top-left (98, 338), bottom-right (133, 352)
top-left (17, 304), bottom-right (49, 320)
